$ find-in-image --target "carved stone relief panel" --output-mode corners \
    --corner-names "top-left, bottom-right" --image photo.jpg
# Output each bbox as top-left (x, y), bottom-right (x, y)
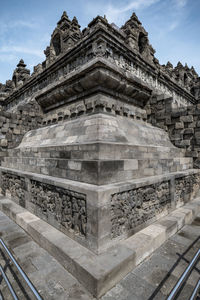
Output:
top-left (175, 174), bottom-right (200, 206)
top-left (111, 181), bottom-right (170, 238)
top-left (0, 172), bottom-right (87, 237)
top-left (30, 180), bottom-right (87, 236)
top-left (1, 172), bottom-right (25, 207)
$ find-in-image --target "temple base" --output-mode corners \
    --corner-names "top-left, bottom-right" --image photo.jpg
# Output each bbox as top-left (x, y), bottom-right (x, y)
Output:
top-left (1, 195), bottom-right (200, 298)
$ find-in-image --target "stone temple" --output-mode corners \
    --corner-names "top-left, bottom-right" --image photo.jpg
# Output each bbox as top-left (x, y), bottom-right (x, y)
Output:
top-left (0, 11), bottom-right (200, 298)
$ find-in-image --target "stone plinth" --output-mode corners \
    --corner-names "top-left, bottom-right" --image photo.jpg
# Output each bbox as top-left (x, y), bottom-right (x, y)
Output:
top-left (1, 106), bottom-right (198, 255)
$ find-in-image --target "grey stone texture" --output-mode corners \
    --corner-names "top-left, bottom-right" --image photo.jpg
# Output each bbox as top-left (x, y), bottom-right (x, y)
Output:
top-left (146, 95), bottom-right (200, 168)
top-left (1, 195), bottom-right (200, 298)
top-left (102, 214), bottom-right (200, 300)
top-left (0, 9), bottom-right (200, 298)
top-left (0, 210), bottom-right (94, 300)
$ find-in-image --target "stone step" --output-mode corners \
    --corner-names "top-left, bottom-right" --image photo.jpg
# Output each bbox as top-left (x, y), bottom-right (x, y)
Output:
top-left (0, 196), bottom-right (200, 298)
top-left (0, 211), bottom-right (94, 300)
top-left (2, 156), bottom-right (193, 185)
top-left (7, 143), bottom-right (186, 160)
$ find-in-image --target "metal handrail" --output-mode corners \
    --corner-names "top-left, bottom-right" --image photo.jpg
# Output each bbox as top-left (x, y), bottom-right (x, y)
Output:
top-left (0, 238), bottom-right (42, 300)
top-left (167, 249), bottom-right (200, 300)
top-left (190, 278), bottom-right (200, 300)
top-left (0, 263), bottom-right (18, 300)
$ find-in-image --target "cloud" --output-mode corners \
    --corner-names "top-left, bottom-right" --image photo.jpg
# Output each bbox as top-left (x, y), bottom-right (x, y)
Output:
top-left (175, 0), bottom-right (187, 7)
top-left (105, 0), bottom-right (160, 24)
top-left (0, 54), bottom-right (17, 62)
top-left (0, 20), bottom-right (37, 36)
top-left (166, 0), bottom-right (188, 32)
top-left (168, 21), bottom-right (179, 31)
top-left (0, 46), bottom-right (43, 58)
top-left (10, 20), bottom-right (37, 29)
top-left (84, 0), bottom-right (160, 27)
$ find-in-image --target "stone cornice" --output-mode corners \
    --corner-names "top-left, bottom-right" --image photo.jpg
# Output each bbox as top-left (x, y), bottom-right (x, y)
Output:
top-left (35, 58), bottom-right (152, 112)
top-left (3, 22), bottom-right (196, 110)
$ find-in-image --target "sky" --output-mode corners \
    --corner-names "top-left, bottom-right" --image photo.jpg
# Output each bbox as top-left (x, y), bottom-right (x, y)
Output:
top-left (0, 0), bottom-right (200, 84)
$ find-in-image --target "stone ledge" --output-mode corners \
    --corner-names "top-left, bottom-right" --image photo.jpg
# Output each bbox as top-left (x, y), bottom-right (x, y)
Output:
top-left (0, 195), bottom-right (200, 298)
top-left (1, 166), bottom-right (200, 192)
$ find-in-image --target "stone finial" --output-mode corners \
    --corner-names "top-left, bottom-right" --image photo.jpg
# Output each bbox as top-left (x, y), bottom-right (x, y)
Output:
top-left (121, 12), bottom-right (155, 63)
top-left (57, 11), bottom-right (71, 25)
top-left (69, 16), bottom-right (82, 41)
top-left (12, 59), bottom-right (30, 88)
top-left (191, 66), bottom-right (198, 78)
top-left (17, 59), bottom-right (26, 68)
top-left (176, 61), bottom-right (184, 68)
top-left (129, 12), bottom-right (142, 25)
top-left (166, 61), bottom-right (173, 69)
top-left (121, 12), bottom-right (142, 32)
top-left (71, 16), bottom-right (80, 29)
top-left (103, 15), bottom-right (108, 23)
top-left (44, 13), bottom-right (82, 66)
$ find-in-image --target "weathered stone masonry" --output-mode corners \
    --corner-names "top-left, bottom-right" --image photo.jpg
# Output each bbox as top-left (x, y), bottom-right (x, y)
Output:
top-left (0, 11), bottom-right (200, 255)
top-left (111, 173), bottom-right (200, 239)
top-left (111, 181), bottom-right (171, 238)
top-left (146, 96), bottom-right (200, 168)
top-left (1, 10), bottom-right (200, 298)
top-left (1, 172), bottom-right (87, 237)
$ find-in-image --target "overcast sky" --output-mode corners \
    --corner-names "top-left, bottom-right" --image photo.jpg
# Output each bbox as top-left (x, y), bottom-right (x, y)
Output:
top-left (0, 0), bottom-right (199, 83)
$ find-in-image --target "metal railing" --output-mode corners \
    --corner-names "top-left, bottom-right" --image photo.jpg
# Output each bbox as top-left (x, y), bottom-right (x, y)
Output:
top-left (0, 238), bottom-right (42, 300)
top-left (167, 249), bottom-right (200, 300)
top-left (190, 279), bottom-right (200, 300)
top-left (0, 264), bottom-right (18, 300)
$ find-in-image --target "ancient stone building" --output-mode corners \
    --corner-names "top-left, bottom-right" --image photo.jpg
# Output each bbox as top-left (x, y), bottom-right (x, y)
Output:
top-left (0, 11), bottom-right (200, 298)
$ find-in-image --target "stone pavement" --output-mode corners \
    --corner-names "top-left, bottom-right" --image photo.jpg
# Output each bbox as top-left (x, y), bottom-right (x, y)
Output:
top-left (0, 211), bottom-right (94, 300)
top-left (0, 210), bottom-right (200, 300)
top-left (102, 216), bottom-right (200, 300)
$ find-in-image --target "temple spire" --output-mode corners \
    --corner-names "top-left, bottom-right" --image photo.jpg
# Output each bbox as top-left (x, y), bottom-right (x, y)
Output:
top-left (57, 11), bottom-right (71, 29)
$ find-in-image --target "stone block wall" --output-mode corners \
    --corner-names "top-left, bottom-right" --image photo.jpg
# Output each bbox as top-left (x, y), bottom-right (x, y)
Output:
top-left (0, 101), bottom-right (42, 163)
top-left (146, 96), bottom-right (200, 168)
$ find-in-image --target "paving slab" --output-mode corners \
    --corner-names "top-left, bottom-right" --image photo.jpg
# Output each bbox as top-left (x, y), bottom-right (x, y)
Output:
top-left (102, 216), bottom-right (200, 300)
top-left (0, 211), bottom-right (94, 300)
